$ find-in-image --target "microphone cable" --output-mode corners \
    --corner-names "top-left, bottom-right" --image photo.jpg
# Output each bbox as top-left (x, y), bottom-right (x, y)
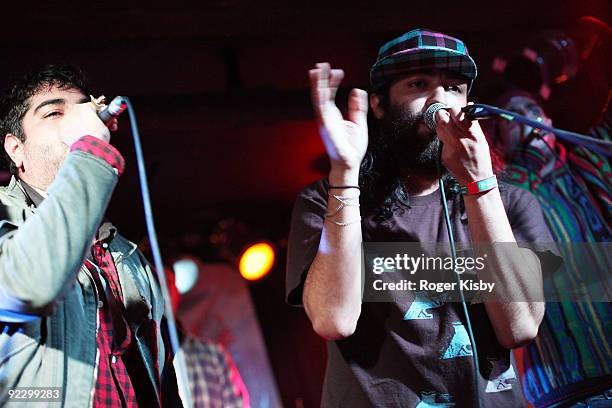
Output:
top-left (119, 97), bottom-right (194, 408)
top-left (436, 143), bottom-right (483, 408)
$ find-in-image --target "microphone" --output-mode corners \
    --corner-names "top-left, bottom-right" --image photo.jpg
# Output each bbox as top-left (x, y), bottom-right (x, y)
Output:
top-left (425, 103), bottom-right (495, 131)
top-left (424, 103), bottom-right (449, 131)
top-left (461, 105), bottom-right (494, 121)
top-left (98, 96), bottom-right (127, 125)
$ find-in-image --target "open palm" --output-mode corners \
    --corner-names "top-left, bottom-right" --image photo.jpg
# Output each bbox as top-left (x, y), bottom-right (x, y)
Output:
top-left (309, 63), bottom-right (368, 172)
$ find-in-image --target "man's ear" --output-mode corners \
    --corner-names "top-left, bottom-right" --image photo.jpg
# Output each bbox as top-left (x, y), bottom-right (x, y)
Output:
top-left (4, 134), bottom-right (24, 170)
top-left (370, 93), bottom-right (385, 119)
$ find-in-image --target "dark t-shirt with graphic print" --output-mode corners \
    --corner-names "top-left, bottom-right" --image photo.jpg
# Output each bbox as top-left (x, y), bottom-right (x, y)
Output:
top-left (286, 179), bottom-right (557, 408)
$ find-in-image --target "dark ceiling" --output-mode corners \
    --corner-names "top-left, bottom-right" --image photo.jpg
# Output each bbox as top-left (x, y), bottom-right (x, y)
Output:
top-left (0, 1), bottom-right (609, 242)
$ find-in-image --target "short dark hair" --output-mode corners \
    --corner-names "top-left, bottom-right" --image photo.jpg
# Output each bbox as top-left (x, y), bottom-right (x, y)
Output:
top-left (0, 65), bottom-right (90, 174)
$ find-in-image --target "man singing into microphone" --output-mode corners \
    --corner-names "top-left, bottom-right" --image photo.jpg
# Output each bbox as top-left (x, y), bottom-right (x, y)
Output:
top-left (286, 29), bottom-right (558, 407)
top-left (0, 65), bottom-right (180, 406)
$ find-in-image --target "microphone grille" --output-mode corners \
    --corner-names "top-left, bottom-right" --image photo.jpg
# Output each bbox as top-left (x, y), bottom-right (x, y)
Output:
top-left (424, 103), bottom-right (449, 131)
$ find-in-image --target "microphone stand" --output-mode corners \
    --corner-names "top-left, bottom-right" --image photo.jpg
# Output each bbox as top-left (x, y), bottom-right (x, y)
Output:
top-left (463, 104), bottom-right (612, 158)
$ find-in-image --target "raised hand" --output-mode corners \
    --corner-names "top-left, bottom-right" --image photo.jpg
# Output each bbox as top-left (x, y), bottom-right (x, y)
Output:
top-left (435, 105), bottom-right (494, 186)
top-left (58, 102), bottom-right (111, 146)
top-left (309, 63), bottom-right (368, 181)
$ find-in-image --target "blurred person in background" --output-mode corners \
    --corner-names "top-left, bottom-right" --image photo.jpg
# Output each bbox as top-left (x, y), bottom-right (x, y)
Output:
top-left (165, 265), bottom-right (251, 408)
top-left (486, 88), bottom-right (611, 407)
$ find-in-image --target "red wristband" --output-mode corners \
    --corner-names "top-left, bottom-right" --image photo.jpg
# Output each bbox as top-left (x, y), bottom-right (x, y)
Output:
top-left (461, 175), bottom-right (498, 195)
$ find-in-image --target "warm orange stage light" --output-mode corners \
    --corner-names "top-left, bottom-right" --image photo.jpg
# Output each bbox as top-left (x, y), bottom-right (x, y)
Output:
top-left (239, 242), bottom-right (275, 281)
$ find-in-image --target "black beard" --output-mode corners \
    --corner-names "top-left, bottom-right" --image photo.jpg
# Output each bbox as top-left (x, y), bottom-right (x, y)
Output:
top-left (377, 102), bottom-right (442, 174)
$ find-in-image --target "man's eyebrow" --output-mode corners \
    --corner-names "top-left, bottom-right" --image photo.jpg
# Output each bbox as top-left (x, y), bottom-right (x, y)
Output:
top-left (33, 98), bottom-right (66, 115)
top-left (33, 96), bottom-right (89, 115)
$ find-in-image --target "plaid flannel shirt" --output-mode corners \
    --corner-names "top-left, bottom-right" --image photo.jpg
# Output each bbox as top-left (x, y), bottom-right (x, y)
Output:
top-left (183, 335), bottom-right (250, 408)
top-left (87, 241), bottom-right (139, 408)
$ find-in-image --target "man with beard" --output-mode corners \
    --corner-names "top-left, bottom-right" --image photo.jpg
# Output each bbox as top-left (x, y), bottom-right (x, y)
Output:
top-left (286, 29), bottom-right (558, 407)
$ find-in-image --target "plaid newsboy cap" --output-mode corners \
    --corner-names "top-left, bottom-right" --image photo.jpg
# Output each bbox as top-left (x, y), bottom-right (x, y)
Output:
top-left (370, 28), bottom-right (478, 92)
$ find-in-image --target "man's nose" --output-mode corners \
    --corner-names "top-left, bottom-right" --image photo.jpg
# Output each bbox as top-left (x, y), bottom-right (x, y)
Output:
top-left (426, 85), bottom-right (448, 107)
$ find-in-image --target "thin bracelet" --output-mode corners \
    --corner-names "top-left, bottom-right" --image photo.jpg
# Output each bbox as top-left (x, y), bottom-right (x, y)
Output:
top-left (329, 216), bottom-right (361, 226)
top-left (328, 193), bottom-right (360, 202)
top-left (325, 194), bottom-right (360, 217)
top-left (328, 185), bottom-right (360, 190)
top-left (325, 203), bottom-right (359, 218)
